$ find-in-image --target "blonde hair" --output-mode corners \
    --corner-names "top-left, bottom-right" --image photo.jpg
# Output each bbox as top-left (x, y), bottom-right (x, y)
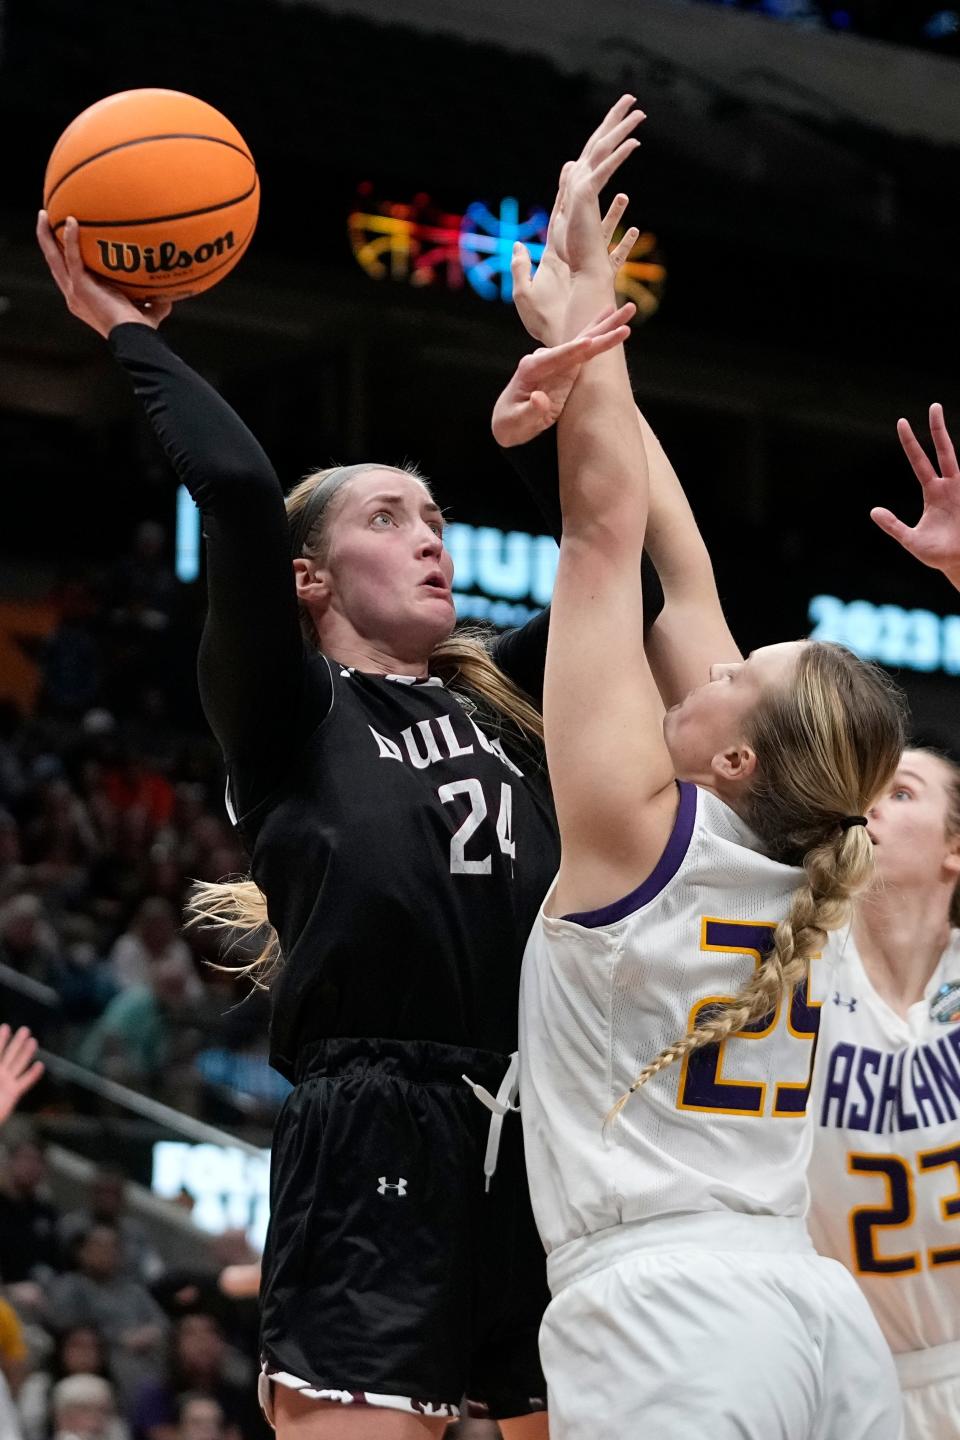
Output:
top-left (187, 463), bottom-right (543, 984)
top-left (609, 642), bottom-right (905, 1121)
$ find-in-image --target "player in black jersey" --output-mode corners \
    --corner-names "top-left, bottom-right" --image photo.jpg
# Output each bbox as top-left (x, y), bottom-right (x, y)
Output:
top-left (37, 184), bottom-right (654, 1437)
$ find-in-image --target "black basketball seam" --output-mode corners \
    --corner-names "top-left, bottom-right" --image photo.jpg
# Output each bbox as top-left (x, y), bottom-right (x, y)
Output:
top-left (49, 177), bottom-right (259, 232)
top-left (44, 132), bottom-right (254, 208)
top-left (92, 224), bottom-right (256, 292)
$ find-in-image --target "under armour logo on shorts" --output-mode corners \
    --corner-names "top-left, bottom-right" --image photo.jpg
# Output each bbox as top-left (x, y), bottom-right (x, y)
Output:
top-left (377, 1176), bottom-right (408, 1196)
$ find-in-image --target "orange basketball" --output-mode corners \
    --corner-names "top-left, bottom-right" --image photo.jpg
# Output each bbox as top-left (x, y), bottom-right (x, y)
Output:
top-left (43, 89), bottom-right (259, 301)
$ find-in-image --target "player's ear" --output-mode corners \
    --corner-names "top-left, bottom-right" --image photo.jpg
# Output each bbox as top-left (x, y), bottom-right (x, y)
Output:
top-left (712, 744), bottom-right (757, 785)
top-left (943, 830), bottom-right (960, 882)
top-left (293, 557), bottom-right (332, 614)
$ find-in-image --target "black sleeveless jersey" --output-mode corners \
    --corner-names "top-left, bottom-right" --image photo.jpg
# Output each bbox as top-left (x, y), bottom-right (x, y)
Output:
top-left (108, 323), bottom-right (659, 1082)
top-left (232, 663), bottom-right (558, 1076)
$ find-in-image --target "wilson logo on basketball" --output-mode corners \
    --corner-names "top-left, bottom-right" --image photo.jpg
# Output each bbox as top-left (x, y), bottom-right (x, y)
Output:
top-left (95, 231), bottom-right (236, 275)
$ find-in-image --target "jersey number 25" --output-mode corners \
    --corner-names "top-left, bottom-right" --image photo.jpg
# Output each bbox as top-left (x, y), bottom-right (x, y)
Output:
top-left (677, 918), bottom-right (821, 1118)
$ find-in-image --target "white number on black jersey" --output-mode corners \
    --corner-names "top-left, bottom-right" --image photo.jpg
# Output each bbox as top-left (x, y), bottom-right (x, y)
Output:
top-left (438, 779), bottom-right (515, 876)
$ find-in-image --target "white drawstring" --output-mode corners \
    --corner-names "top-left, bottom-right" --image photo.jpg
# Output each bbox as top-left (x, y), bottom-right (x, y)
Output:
top-left (462, 1051), bottom-right (520, 1192)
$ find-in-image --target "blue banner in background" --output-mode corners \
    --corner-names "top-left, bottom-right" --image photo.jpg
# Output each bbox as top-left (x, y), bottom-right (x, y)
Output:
top-left (808, 594), bottom-right (960, 675)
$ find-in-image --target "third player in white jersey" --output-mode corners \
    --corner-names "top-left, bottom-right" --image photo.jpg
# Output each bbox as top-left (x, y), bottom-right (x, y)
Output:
top-left (810, 932), bottom-right (960, 1352)
top-left (809, 748), bottom-right (960, 1439)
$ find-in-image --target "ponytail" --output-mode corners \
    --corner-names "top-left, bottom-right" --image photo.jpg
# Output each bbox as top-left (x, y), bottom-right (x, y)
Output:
top-left (607, 824), bottom-right (873, 1123)
top-left (608, 642), bottom-right (904, 1123)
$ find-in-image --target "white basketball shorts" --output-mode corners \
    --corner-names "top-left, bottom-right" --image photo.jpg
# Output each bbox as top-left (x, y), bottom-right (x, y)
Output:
top-left (540, 1212), bottom-right (904, 1440)
top-left (897, 1340), bottom-right (960, 1440)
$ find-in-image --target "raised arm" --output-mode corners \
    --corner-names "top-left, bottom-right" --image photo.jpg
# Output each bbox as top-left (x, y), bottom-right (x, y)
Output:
top-left (544, 99), bottom-right (678, 917)
top-left (503, 164), bottom-right (740, 708)
top-left (37, 214), bottom-right (321, 775)
top-left (497, 409), bottom-right (736, 705)
top-left (487, 312), bottom-right (643, 705)
top-left (872, 403), bottom-right (960, 592)
top-left (638, 408), bottom-right (742, 703)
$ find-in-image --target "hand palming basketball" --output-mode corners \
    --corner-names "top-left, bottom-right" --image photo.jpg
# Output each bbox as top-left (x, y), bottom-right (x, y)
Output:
top-left (37, 211), bottom-right (171, 338)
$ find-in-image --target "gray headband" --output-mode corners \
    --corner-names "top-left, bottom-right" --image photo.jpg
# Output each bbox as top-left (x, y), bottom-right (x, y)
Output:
top-left (288, 464), bottom-right (383, 558)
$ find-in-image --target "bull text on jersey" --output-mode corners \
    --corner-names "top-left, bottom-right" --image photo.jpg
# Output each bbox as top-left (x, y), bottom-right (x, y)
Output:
top-left (367, 714), bottom-right (524, 778)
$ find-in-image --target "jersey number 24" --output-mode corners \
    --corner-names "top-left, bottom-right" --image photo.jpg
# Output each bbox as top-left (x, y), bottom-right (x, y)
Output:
top-left (438, 779), bottom-right (515, 875)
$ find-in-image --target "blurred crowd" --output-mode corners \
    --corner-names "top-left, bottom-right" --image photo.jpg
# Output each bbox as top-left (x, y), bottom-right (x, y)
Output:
top-left (0, 524), bottom-right (289, 1437)
top-left (0, 1134), bottom-right (272, 1440)
top-left (0, 522), bottom-right (287, 1128)
top-left (0, 529), bottom-right (506, 1437)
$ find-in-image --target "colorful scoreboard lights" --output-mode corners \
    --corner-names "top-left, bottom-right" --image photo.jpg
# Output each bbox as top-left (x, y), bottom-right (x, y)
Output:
top-left (348, 183), bottom-right (666, 317)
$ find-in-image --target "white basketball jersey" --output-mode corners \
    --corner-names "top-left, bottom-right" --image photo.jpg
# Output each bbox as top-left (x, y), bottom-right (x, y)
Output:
top-left (519, 782), bottom-right (829, 1256)
top-left (808, 928), bottom-right (960, 1354)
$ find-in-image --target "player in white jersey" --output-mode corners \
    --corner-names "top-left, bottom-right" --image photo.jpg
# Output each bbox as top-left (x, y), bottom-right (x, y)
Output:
top-left (498, 96), bottom-right (906, 1439)
top-left (810, 749), bottom-right (960, 1439)
top-left (808, 405), bottom-right (960, 1440)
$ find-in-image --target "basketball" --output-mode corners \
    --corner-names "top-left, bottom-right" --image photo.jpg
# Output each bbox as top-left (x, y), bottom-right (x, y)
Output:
top-left (43, 88), bottom-right (259, 301)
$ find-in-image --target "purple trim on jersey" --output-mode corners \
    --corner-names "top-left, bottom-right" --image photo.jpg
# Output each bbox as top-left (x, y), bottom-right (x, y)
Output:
top-left (562, 781), bottom-right (697, 928)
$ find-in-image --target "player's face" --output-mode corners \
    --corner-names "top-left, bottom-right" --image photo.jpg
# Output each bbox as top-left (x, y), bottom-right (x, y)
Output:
top-left (663, 641), bottom-right (805, 783)
top-left (320, 469), bottom-right (456, 656)
top-left (865, 750), bottom-right (960, 893)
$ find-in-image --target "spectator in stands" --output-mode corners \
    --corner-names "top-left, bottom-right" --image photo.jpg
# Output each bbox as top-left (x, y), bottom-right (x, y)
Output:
top-left (177, 1393), bottom-right (226, 1440)
top-left (132, 1311), bottom-right (264, 1440)
top-left (54, 917), bottom-right (117, 1027)
top-left (59, 1168), bottom-right (164, 1287)
top-left (108, 899), bottom-right (201, 1002)
top-left (0, 1284), bottom-right (29, 1401)
top-left (175, 815), bottom-right (235, 886)
top-left (20, 776), bottom-right (99, 876)
top-left (170, 784), bottom-right (205, 841)
top-left (0, 895), bottom-right (61, 988)
top-left (0, 1125), bottom-right (61, 1288)
top-left (0, 895), bottom-right (63, 1040)
top-left (50, 1373), bottom-right (124, 1440)
top-left (74, 712), bottom-right (120, 841)
top-left (0, 1370), bottom-right (24, 1440)
top-left (149, 1229), bottom-right (261, 1373)
top-left (18, 1324), bottom-right (128, 1440)
top-left (48, 1223), bottom-right (168, 1410)
top-left (99, 743), bottom-right (174, 834)
top-left (139, 845), bottom-right (186, 910)
top-left (84, 807), bottom-right (153, 928)
top-left (76, 958), bottom-right (197, 1095)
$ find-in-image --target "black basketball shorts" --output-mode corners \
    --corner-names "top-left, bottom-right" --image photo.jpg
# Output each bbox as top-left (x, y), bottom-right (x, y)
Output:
top-left (258, 1037), bottom-right (550, 1422)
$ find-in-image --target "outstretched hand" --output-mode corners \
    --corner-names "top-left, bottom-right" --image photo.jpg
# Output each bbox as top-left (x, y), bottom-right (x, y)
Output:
top-left (0, 1024), bottom-right (44, 1126)
top-left (556, 95), bottom-right (645, 284)
top-left (871, 404), bottom-right (960, 589)
top-left (491, 302), bottom-right (636, 449)
top-left (511, 179), bottom-right (639, 346)
top-left (37, 211), bottom-right (172, 339)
